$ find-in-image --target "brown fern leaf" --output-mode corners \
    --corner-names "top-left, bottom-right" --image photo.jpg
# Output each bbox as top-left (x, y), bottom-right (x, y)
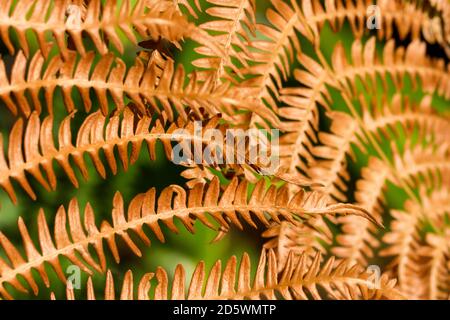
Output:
top-left (418, 232), bottom-right (450, 299)
top-left (299, 0), bottom-right (430, 42)
top-left (262, 221), bottom-right (332, 271)
top-left (306, 111), bottom-right (359, 202)
top-left (0, 177), bottom-right (378, 299)
top-left (332, 158), bottom-right (389, 265)
top-left (173, 0), bottom-right (202, 19)
top-left (419, 186), bottom-right (450, 230)
top-left (193, 0), bottom-right (256, 83)
top-left (295, 94), bottom-right (449, 201)
top-left (380, 201), bottom-right (427, 299)
top-left (59, 249), bottom-right (404, 300)
top-left (381, 184), bottom-right (450, 299)
top-left (240, 0), bottom-right (312, 113)
top-left (392, 140), bottom-right (450, 191)
top-left (279, 37), bottom-right (450, 196)
top-left (0, 49), bottom-right (266, 120)
top-left (330, 38), bottom-right (450, 100)
top-left (0, 0), bottom-right (198, 59)
top-left (417, 0), bottom-right (450, 56)
top-left (277, 53), bottom-right (331, 186)
top-left (0, 107), bottom-right (223, 203)
top-left (356, 94), bottom-right (450, 146)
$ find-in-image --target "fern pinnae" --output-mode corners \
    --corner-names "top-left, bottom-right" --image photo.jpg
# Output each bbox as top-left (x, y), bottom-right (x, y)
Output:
top-left (301, 0), bottom-right (426, 41)
top-left (0, 176), bottom-right (380, 299)
top-left (328, 38), bottom-right (450, 101)
top-left (380, 202), bottom-right (425, 298)
top-left (241, 0), bottom-right (311, 113)
top-left (314, 35), bottom-right (445, 203)
top-left (380, 188), bottom-right (450, 299)
top-left (419, 233), bottom-right (450, 300)
top-left (392, 141), bottom-right (450, 191)
top-left (357, 94), bottom-right (450, 146)
top-left (0, 0), bottom-right (447, 302)
top-left (0, 48), bottom-right (280, 126)
top-left (0, 0), bottom-right (196, 58)
top-left (0, 107), bottom-right (223, 204)
top-left (274, 18), bottom-right (449, 283)
top-left (278, 53), bottom-right (330, 184)
top-left (193, 0), bottom-right (256, 84)
top-left (262, 221), bottom-right (332, 271)
top-left (332, 158), bottom-right (389, 265)
top-left (59, 249), bottom-right (404, 300)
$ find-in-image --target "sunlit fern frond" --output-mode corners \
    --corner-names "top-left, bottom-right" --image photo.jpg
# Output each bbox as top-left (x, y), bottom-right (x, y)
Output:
top-left (0, 176), bottom-right (378, 299)
top-left (392, 140), bottom-right (450, 191)
top-left (328, 38), bottom-right (450, 101)
top-left (0, 49), bottom-right (269, 121)
top-left (356, 94), bottom-right (450, 146)
top-left (418, 232), bottom-right (450, 300)
top-left (0, 0), bottom-right (202, 59)
top-left (306, 111), bottom-right (358, 202)
top-left (240, 0), bottom-right (311, 113)
top-left (173, 0), bottom-right (202, 19)
top-left (262, 221), bottom-right (332, 271)
top-left (381, 183), bottom-right (450, 300)
top-left (192, 0), bottom-right (256, 83)
top-left (0, 107), bottom-right (223, 203)
top-left (299, 0), bottom-right (443, 46)
top-left (380, 201), bottom-right (427, 299)
top-left (332, 158), bottom-right (389, 265)
top-left (277, 54), bottom-right (328, 185)
top-left (412, 0), bottom-right (450, 55)
top-left (57, 249), bottom-right (404, 300)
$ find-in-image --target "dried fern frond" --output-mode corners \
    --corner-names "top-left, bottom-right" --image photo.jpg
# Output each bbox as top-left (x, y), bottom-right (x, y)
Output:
top-left (306, 111), bottom-right (358, 202)
top-left (58, 249), bottom-right (404, 300)
top-left (381, 184), bottom-right (450, 300)
top-left (392, 140), bottom-right (450, 191)
top-left (380, 202), bottom-right (426, 299)
top-left (0, 176), bottom-right (378, 299)
top-left (0, 0), bottom-right (198, 58)
top-left (418, 232), bottom-right (450, 300)
top-left (356, 94), bottom-right (450, 146)
top-left (329, 38), bottom-right (450, 100)
top-left (0, 107), bottom-right (223, 203)
top-left (262, 221), bottom-right (332, 271)
top-left (303, 95), bottom-right (449, 201)
top-left (240, 0), bottom-right (311, 113)
top-left (277, 54), bottom-right (329, 186)
top-left (278, 37), bottom-right (450, 195)
top-left (193, 0), bottom-right (256, 83)
top-left (332, 158), bottom-right (389, 265)
top-left (415, 0), bottom-right (450, 56)
top-left (299, 0), bottom-right (449, 51)
top-left (0, 49), bottom-right (268, 121)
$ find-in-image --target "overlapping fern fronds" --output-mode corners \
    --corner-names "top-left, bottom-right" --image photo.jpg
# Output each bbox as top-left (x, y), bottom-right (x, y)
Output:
top-left (0, 0), bottom-right (448, 301)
